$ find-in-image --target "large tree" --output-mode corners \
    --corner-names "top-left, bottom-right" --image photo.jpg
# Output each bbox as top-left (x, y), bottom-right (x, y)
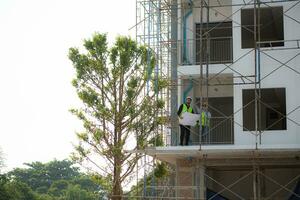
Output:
top-left (68, 33), bottom-right (166, 199)
top-left (8, 159), bottom-right (80, 191)
top-left (7, 159), bottom-right (105, 199)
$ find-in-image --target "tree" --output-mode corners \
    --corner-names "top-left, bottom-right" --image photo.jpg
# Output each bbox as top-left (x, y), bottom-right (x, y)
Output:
top-left (68, 33), bottom-right (166, 199)
top-left (8, 159), bottom-right (80, 191)
top-left (0, 175), bottom-right (10, 200)
top-left (3, 159), bottom-right (104, 200)
top-left (4, 181), bottom-right (37, 200)
top-left (71, 175), bottom-right (99, 192)
top-left (48, 179), bottom-right (69, 197)
top-left (0, 148), bottom-right (9, 200)
top-left (65, 185), bottom-right (98, 200)
top-left (35, 194), bottom-right (55, 200)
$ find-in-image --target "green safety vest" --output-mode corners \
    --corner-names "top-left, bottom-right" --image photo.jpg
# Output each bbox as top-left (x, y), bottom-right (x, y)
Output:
top-left (182, 104), bottom-right (193, 115)
top-left (201, 111), bottom-right (210, 127)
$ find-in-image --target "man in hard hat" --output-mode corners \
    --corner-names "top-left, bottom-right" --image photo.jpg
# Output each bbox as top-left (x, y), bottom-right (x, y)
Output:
top-left (177, 96), bottom-right (194, 145)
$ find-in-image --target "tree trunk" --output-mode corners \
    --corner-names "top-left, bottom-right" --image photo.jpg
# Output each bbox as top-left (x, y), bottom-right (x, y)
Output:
top-left (112, 156), bottom-right (122, 200)
top-left (112, 178), bottom-right (122, 200)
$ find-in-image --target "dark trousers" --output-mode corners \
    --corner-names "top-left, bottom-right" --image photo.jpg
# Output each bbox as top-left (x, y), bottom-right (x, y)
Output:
top-left (180, 125), bottom-right (190, 145)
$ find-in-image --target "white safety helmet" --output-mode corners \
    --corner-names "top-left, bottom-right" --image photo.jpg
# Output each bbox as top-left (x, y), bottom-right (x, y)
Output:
top-left (186, 96), bottom-right (192, 101)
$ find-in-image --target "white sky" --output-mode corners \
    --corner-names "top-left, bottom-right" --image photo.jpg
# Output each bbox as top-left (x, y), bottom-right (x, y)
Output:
top-left (0, 0), bottom-right (136, 171)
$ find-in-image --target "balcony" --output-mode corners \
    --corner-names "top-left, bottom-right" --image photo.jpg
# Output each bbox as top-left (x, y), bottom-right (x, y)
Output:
top-left (182, 37), bottom-right (233, 65)
top-left (165, 116), bottom-right (234, 146)
top-left (182, 21), bottom-right (233, 65)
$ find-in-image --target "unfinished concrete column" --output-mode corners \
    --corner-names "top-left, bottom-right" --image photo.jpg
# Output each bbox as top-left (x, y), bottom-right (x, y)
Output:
top-left (194, 164), bottom-right (200, 199)
top-left (195, 161), bottom-right (206, 200)
top-left (175, 160), bottom-right (179, 199)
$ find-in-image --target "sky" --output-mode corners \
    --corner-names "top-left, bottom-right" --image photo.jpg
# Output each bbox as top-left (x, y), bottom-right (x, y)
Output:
top-left (0, 0), bottom-right (136, 171)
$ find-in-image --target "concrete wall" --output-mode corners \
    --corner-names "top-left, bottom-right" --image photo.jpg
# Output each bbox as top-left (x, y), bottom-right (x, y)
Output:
top-left (177, 167), bottom-right (194, 199)
top-left (177, 0), bottom-right (300, 149)
top-left (232, 0), bottom-right (300, 148)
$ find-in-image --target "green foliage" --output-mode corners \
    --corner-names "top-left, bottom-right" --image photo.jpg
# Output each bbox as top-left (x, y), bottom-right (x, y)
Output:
top-left (126, 175), bottom-right (152, 200)
top-left (128, 162), bottom-right (170, 199)
top-left (48, 179), bottom-right (69, 197)
top-left (2, 159), bottom-right (106, 200)
top-left (8, 159), bottom-right (80, 191)
top-left (4, 180), bottom-right (36, 200)
top-left (0, 175), bottom-right (10, 200)
top-left (69, 33), bottom-right (165, 199)
top-left (149, 134), bottom-right (164, 147)
top-left (154, 162), bottom-right (169, 179)
top-left (35, 194), bottom-right (55, 200)
top-left (156, 99), bottom-right (165, 109)
top-left (157, 116), bottom-right (168, 125)
top-left (0, 150), bottom-right (9, 200)
top-left (65, 184), bottom-right (97, 200)
top-left (35, 186), bottom-right (48, 194)
top-left (71, 176), bottom-right (99, 192)
top-left (153, 77), bottom-right (169, 93)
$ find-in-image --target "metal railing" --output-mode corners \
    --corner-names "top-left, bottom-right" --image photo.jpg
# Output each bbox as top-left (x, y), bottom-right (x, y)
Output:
top-left (165, 117), bottom-right (234, 146)
top-left (181, 37), bottom-right (233, 65)
top-left (191, 116), bottom-right (234, 145)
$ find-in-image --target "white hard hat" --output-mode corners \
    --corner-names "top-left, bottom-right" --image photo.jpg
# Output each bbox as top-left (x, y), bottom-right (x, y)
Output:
top-left (186, 96), bottom-right (192, 100)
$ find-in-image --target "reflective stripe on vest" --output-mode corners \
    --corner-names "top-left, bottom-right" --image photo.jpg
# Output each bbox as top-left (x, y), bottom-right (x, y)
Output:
top-left (182, 104), bottom-right (193, 115)
top-left (201, 112), bottom-right (210, 127)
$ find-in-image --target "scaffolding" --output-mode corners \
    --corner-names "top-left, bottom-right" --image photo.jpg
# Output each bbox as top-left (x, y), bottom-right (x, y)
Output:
top-left (129, 0), bottom-right (300, 199)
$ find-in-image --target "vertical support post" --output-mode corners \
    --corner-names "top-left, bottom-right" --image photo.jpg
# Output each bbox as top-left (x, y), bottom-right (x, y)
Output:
top-left (260, 168), bottom-right (266, 198)
top-left (169, 165), bottom-right (177, 199)
top-left (175, 159), bottom-right (180, 199)
top-left (254, 0), bottom-right (259, 150)
top-left (257, 166), bottom-right (261, 200)
top-left (195, 161), bottom-right (200, 200)
top-left (171, 0), bottom-right (178, 146)
top-left (199, 0), bottom-right (204, 149)
top-left (205, 0), bottom-right (210, 143)
top-left (253, 166), bottom-right (257, 200)
top-left (257, 0), bottom-right (262, 145)
top-left (199, 164), bottom-right (206, 200)
top-left (253, 165), bottom-right (260, 200)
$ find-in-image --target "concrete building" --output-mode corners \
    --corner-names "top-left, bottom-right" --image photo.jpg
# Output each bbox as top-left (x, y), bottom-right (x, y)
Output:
top-left (135, 0), bottom-right (300, 199)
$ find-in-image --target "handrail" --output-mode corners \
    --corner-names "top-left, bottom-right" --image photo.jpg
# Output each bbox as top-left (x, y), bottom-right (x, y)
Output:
top-left (181, 37), bottom-right (233, 65)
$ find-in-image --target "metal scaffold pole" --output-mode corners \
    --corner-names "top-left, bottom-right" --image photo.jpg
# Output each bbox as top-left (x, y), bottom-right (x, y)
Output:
top-left (205, 0), bottom-right (210, 144)
top-left (130, 0), bottom-right (300, 199)
top-left (199, 0), bottom-right (204, 150)
top-left (171, 0), bottom-right (179, 147)
top-left (254, 0), bottom-right (258, 150)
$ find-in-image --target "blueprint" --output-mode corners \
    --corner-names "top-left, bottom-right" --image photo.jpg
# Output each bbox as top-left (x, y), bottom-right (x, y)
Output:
top-left (179, 112), bottom-right (200, 126)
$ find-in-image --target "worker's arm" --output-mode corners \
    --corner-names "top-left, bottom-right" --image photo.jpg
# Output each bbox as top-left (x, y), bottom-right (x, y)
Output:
top-left (177, 104), bottom-right (183, 116)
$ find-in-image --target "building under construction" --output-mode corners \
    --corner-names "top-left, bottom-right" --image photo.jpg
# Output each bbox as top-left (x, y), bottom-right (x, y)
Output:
top-left (133, 0), bottom-right (300, 199)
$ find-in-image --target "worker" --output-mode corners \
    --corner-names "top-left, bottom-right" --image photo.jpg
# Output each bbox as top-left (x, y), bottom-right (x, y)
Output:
top-left (177, 96), bottom-right (194, 146)
top-left (200, 102), bottom-right (211, 143)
